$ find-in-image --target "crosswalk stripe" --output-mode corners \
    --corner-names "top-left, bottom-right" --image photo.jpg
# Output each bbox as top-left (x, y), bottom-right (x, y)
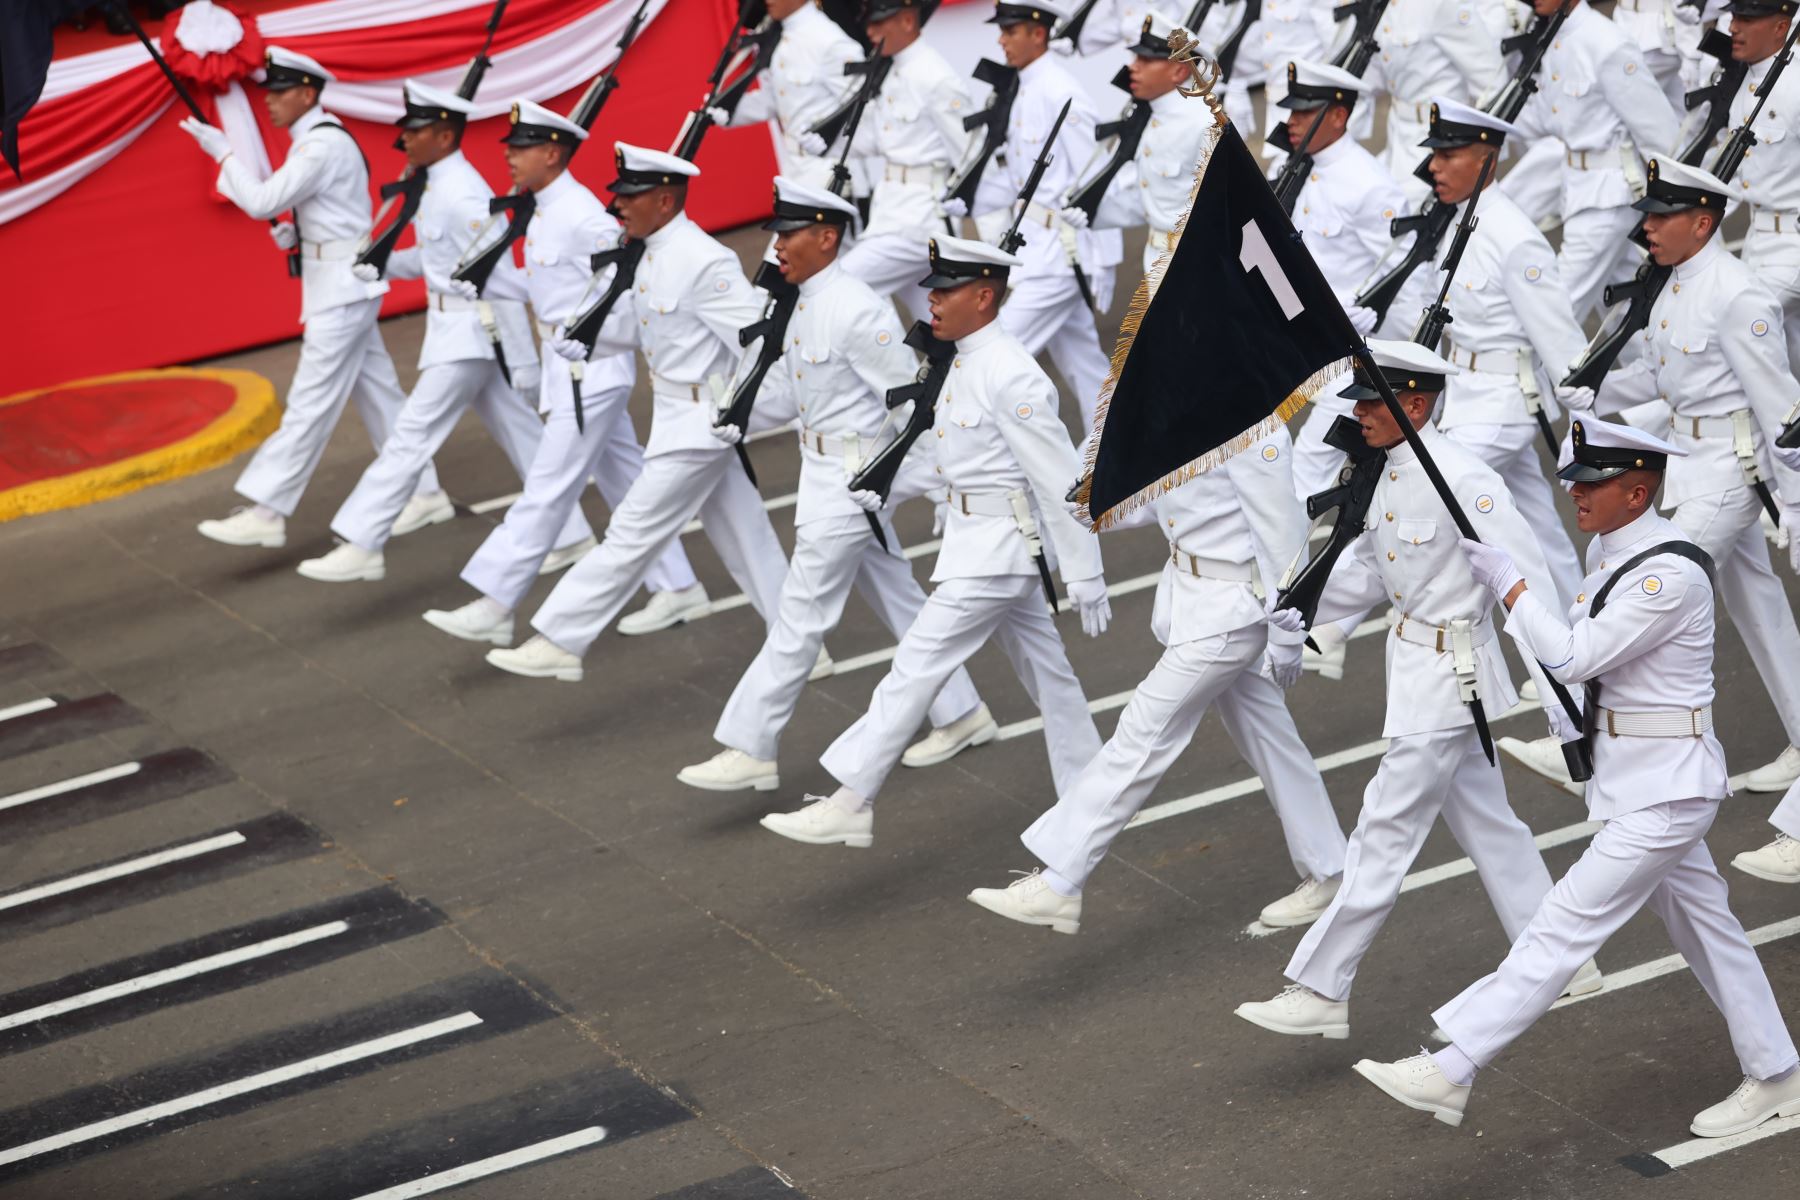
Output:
top-left (997, 690), bottom-right (1138, 741)
top-left (1398, 820), bottom-right (1600, 894)
top-left (0, 698), bottom-right (55, 722)
top-left (350, 1128), bottom-right (609, 1200)
top-left (0, 761), bottom-right (141, 813)
top-left (0, 832), bottom-right (246, 914)
top-left (1639, 1114), bottom-right (1800, 1172)
top-left (1552, 915), bottom-right (1800, 1012)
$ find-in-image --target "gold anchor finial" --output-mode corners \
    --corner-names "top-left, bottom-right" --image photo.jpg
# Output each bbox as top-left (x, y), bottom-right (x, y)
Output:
top-left (1165, 28), bottom-right (1224, 121)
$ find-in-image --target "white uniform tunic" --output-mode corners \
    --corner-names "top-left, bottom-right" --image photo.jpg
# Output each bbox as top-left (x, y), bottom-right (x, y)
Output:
top-left (1089, 88), bottom-right (1221, 276)
top-left (1433, 187), bottom-right (1589, 605)
top-left (1021, 431), bottom-right (1350, 889)
top-left (529, 212), bottom-right (790, 657)
top-left (841, 37), bottom-right (972, 317)
top-left (1072, 0), bottom-right (1258, 131)
top-left (457, 170), bottom-right (696, 611)
top-left (1281, 134), bottom-right (1407, 500)
top-left (329, 150), bottom-right (576, 555)
top-left (1364, 0), bottom-right (1506, 192)
top-left (732, 3), bottom-right (862, 190)
top-left (1284, 424), bottom-right (1563, 1001)
top-left (1591, 236), bottom-right (1800, 751)
top-left (972, 51), bottom-right (1118, 432)
top-left (712, 262), bottom-right (984, 761)
top-left (1435, 510), bottom-right (1799, 1083)
top-left (214, 104), bottom-right (432, 516)
top-left (1514, 2), bottom-right (1680, 320)
top-left (1726, 51), bottom-right (1800, 373)
top-left (819, 319), bottom-right (1104, 803)
top-left (1610, 0), bottom-right (1705, 114)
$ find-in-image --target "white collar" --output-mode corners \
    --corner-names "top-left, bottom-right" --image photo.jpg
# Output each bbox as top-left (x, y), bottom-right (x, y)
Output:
top-left (956, 318), bottom-right (1006, 353)
top-left (799, 258), bottom-right (841, 297)
top-left (1672, 236), bottom-right (1722, 283)
top-left (1383, 419), bottom-right (1443, 467)
top-left (534, 169), bottom-right (579, 206)
top-left (1598, 507), bottom-right (1668, 559)
top-left (289, 103), bottom-right (333, 140)
top-left (644, 210), bottom-right (694, 249)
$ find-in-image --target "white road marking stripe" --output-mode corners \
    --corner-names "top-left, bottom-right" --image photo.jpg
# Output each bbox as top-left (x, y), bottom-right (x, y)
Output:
top-left (467, 492), bottom-right (522, 515)
top-left (681, 490), bottom-right (799, 535)
top-left (350, 1127), bottom-right (610, 1199)
top-left (903, 538), bottom-right (941, 560)
top-left (1551, 915), bottom-right (1800, 1012)
top-left (0, 698), bottom-right (56, 722)
top-left (0, 921), bottom-right (349, 1032)
top-left (0, 832), bottom-right (247, 914)
top-left (1398, 820), bottom-right (1599, 893)
top-left (997, 690), bottom-right (1137, 741)
top-left (1647, 1114), bottom-right (1800, 1170)
top-left (0, 1012), bottom-right (483, 1167)
top-left (0, 761), bottom-right (141, 813)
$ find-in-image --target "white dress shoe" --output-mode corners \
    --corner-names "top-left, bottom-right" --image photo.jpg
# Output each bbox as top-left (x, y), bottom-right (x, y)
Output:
top-left (296, 542), bottom-right (385, 583)
top-left (1258, 875), bottom-right (1341, 928)
top-left (968, 870), bottom-right (1081, 934)
top-left (1499, 734), bottom-right (1573, 786)
top-left (808, 645), bottom-right (835, 681)
top-left (1352, 1054), bottom-right (1471, 1127)
top-left (1561, 957), bottom-right (1604, 998)
top-left (391, 491), bottom-right (455, 537)
top-left (1691, 1072), bottom-right (1800, 1138)
top-left (485, 634), bottom-right (583, 682)
top-left (422, 600), bottom-right (514, 646)
top-left (902, 703), bottom-right (999, 768)
top-left (538, 535), bottom-right (597, 575)
top-left (1733, 833), bottom-right (1800, 884)
top-left (1743, 746), bottom-right (1800, 793)
top-left (1518, 677), bottom-right (1540, 702)
top-left (759, 795), bottom-right (873, 847)
top-left (617, 583), bottom-right (709, 636)
top-left (1234, 984), bottom-right (1350, 1039)
top-left (677, 748), bottom-right (779, 792)
top-left (197, 507), bottom-right (285, 547)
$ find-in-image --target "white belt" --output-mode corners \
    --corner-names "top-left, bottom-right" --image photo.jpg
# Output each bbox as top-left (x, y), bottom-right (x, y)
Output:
top-left (1674, 410), bottom-right (1752, 439)
top-left (1170, 546), bottom-right (1264, 598)
top-left (1751, 209), bottom-right (1800, 234)
top-left (650, 374), bottom-right (704, 404)
top-left (799, 426), bottom-right (867, 472)
top-left (1444, 343), bottom-right (1530, 376)
top-left (1148, 227), bottom-right (1176, 253)
top-left (431, 291), bottom-right (478, 312)
top-left (1392, 614), bottom-right (1493, 653)
top-left (1595, 705), bottom-right (1713, 738)
top-left (1022, 200), bottom-right (1061, 230)
top-left (883, 162), bottom-right (946, 187)
top-left (1563, 147), bottom-right (1631, 172)
top-left (535, 319), bottom-right (559, 340)
top-left (946, 486), bottom-right (1018, 517)
top-left (300, 238), bottom-right (359, 261)
top-left (1392, 98), bottom-right (1430, 124)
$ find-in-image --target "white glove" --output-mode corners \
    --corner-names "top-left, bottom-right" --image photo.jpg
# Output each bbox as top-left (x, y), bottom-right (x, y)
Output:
top-left (549, 329), bottom-right (588, 362)
top-left (1347, 305), bottom-right (1378, 337)
top-left (1264, 637), bottom-right (1303, 689)
top-left (1067, 576), bottom-right (1111, 638)
top-left (1774, 441), bottom-right (1800, 474)
top-left (941, 196), bottom-right (969, 219)
top-left (351, 261), bottom-right (380, 282)
top-left (1266, 605), bottom-right (1308, 637)
top-left (1785, 507), bottom-right (1800, 573)
top-left (1555, 384), bottom-right (1595, 413)
top-left (932, 499), bottom-right (948, 537)
top-left (269, 221), bottom-right (298, 251)
top-left (1546, 698), bottom-right (1581, 745)
top-left (1061, 496), bottom-right (1088, 525)
top-left (709, 420), bottom-right (744, 446)
top-left (849, 487), bottom-right (884, 513)
top-left (180, 117), bottom-right (232, 163)
top-left (446, 277), bottom-right (480, 302)
top-left (1460, 536), bottom-right (1525, 599)
top-left (1059, 205), bottom-right (1090, 230)
top-left (706, 106), bottom-right (731, 128)
top-left (798, 131), bottom-right (828, 156)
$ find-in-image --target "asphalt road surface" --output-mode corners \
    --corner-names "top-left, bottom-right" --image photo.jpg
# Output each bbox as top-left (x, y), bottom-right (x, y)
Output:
top-left (3, 217), bottom-right (1798, 1200)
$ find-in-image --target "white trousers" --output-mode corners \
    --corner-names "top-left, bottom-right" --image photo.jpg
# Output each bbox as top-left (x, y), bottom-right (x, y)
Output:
top-left (999, 267), bottom-right (1116, 433)
top-left (236, 297), bottom-right (438, 515)
top-left (1286, 726), bottom-right (1555, 1001)
top-left (1559, 205), bottom-right (1643, 324)
top-left (331, 358), bottom-right (581, 552)
top-left (1442, 421), bottom-right (1584, 606)
top-left (1436, 797), bottom-right (1799, 1081)
top-left (461, 388), bottom-right (696, 612)
top-left (1021, 623), bottom-right (1349, 889)
top-left (841, 230), bottom-right (934, 324)
top-left (1674, 486), bottom-right (1800, 747)
top-left (1772, 779), bottom-right (1800, 841)
top-left (532, 448), bottom-right (787, 657)
top-left (821, 573), bottom-right (1099, 802)
top-left (715, 513), bottom-right (983, 762)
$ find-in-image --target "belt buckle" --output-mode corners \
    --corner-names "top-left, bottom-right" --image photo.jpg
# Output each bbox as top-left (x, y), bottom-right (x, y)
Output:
top-left (959, 492), bottom-right (971, 516)
top-left (1434, 627), bottom-right (1445, 654)
top-left (1607, 709), bottom-right (1617, 737)
top-left (1691, 708), bottom-right (1703, 738)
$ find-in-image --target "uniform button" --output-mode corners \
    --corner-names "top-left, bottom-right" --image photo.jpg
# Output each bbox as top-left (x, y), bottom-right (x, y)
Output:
top-left (638, 285), bottom-right (646, 292)
top-left (1387, 551), bottom-right (1397, 561)
top-left (1672, 283), bottom-right (1681, 293)
top-left (796, 370), bottom-right (804, 378)
top-left (1576, 592), bottom-right (1586, 603)
top-left (1660, 319), bottom-right (1668, 328)
top-left (1394, 592), bottom-right (1403, 600)
top-left (1167, 518), bottom-right (1175, 527)
top-left (798, 303), bottom-right (805, 310)
top-left (641, 318), bottom-right (648, 325)
top-left (937, 429), bottom-right (944, 437)
top-left (1385, 511), bottom-right (1394, 521)
top-left (1309, 172), bottom-right (1319, 182)
top-left (1552, 73), bottom-right (1559, 81)
top-left (1412, 537), bottom-right (1421, 545)
top-left (1388, 470), bottom-right (1398, 480)
top-left (1141, 180), bottom-right (1149, 188)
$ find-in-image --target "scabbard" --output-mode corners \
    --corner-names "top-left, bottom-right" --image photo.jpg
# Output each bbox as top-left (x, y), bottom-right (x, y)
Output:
top-left (1561, 738), bottom-right (1594, 783)
top-left (1033, 552), bottom-right (1059, 615)
top-left (1469, 696), bottom-right (1496, 767)
top-left (1072, 263), bottom-right (1100, 316)
top-left (1533, 407), bottom-right (1558, 456)
top-left (1753, 477), bottom-right (1781, 525)
top-left (493, 339), bottom-right (513, 389)
top-left (864, 511), bottom-right (889, 553)
top-left (735, 441), bottom-right (758, 489)
top-left (570, 375), bottom-right (585, 434)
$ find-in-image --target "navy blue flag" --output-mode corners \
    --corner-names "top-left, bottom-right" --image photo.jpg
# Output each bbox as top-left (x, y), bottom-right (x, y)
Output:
top-left (1, 1), bottom-right (86, 181)
top-left (1077, 99), bottom-right (1359, 527)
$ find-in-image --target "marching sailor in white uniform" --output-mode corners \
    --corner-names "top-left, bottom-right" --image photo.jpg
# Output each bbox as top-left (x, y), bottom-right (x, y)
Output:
top-left (180, 48), bottom-right (442, 549)
top-left (1236, 342), bottom-right (1602, 1043)
top-left (715, 0), bottom-right (862, 192)
top-left (759, 235), bottom-right (1111, 848)
top-left (1561, 157), bottom-right (1800, 803)
top-left (1359, 0), bottom-right (1505, 195)
top-left (481, 144), bottom-right (790, 683)
top-left (678, 179), bottom-right (994, 793)
top-left (1352, 418), bottom-right (1800, 1139)
top-left (420, 102), bottom-right (699, 647)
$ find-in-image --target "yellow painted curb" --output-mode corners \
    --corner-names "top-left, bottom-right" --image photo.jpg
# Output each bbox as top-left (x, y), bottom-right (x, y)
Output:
top-left (0, 368), bottom-right (279, 522)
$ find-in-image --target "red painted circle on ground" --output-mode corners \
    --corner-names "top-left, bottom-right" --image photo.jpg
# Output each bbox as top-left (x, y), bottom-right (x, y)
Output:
top-left (0, 376), bottom-right (240, 490)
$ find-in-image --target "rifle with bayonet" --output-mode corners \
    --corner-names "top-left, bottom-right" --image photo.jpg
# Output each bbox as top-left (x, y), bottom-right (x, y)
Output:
top-left (358, 0), bottom-right (512, 280)
top-left (1562, 16), bottom-right (1800, 396)
top-left (556, 239), bottom-right (643, 432)
top-left (1677, 28), bottom-right (1749, 166)
top-left (1329, 0), bottom-right (1387, 76)
top-left (670, 0), bottom-right (782, 162)
top-left (814, 42), bottom-right (888, 199)
top-left (713, 261), bottom-right (801, 487)
top-left (1270, 101), bottom-right (1334, 216)
top-left (1214, 0), bottom-right (1263, 83)
top-left (943, 58), bottom-right (1021, 213)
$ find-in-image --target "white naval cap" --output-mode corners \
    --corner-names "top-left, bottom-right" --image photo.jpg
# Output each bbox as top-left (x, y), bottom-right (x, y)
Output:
top-left (988, 0), bottom-right (1071, 25)
top-left (1633, 156), bottom-right (1732, 214)
top-left (1279, 59), bottom-right (1366, 110)
top-left (1126, 8), bottom-right (1185, 57)
top-left (260, 46), bottom-right (333, 91)
top-left (398, 79), bottom-right (476, 130)
top-left (1419, 97), bottom-right (1521, 149)
top-left (762, 175), bottom-right (859, 231)
top-left (1341, 338), bottom-right (1459, 400)
top-left (918, 233), bottom-right (1023, 288)
top-left (608, 142), bottom-right (702, 194)
top-left (499, 98), bottom-right (587, 148)
top-left (1559, 418), bottom-right (1686, 482)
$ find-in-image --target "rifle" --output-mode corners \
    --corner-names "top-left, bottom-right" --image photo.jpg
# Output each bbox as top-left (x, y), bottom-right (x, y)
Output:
top-left (1214, 0), bottom-right (1263, 84)
top-left (846, 322), bottom-right (955, 551)
top-left (358, 0), bottom-right (512, 280)
top-left (713, 261), bottom-right (801, 487)
top-left (943, 58), bottom-right (1020, 213)
top-left (670, 3), bottom-right (783, 162)
top-left (1677, 28), bottom-right (1749, 166)
top-left (1270, 101), bottom-right (1333, 216)
top-left (815, 43), bottom-right (889, 199)
top-left (1053, 0), bottom-right (1107, 48)
top-left (1779, 407), bottom-right (1800, 450)
top-left (1563, 17), bottom-right (1800, 394)
top-left (1328, 0), bottom-right (1387, 76)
